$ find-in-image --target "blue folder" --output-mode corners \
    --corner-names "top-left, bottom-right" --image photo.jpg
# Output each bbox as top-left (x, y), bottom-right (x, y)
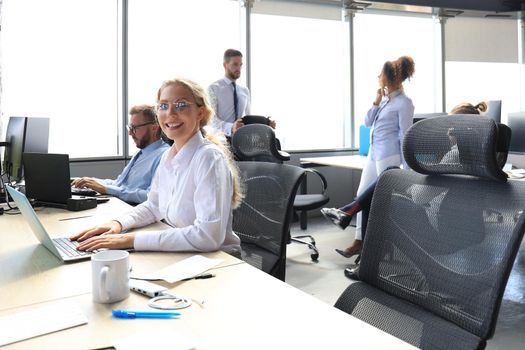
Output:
top-left (359, 125), bottom-right (371, 156)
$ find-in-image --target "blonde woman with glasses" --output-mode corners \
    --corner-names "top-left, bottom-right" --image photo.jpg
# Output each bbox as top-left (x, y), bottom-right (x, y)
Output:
top-left (72, 78), bottom-right (243, 256)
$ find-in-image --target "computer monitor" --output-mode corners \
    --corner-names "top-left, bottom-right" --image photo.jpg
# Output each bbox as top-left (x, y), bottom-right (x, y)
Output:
top-left (482, 100), bottom-right (502, 124)
top-left (2, 116), bottom-right (50, 182)
top-left (507, 112), bottom-right (525, 154)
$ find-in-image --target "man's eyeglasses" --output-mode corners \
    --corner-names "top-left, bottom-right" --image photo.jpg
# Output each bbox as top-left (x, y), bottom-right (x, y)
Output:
top-left (156, 100), bottom-right (195, 113)
top-left (127, 121), bottom-right (155, 134)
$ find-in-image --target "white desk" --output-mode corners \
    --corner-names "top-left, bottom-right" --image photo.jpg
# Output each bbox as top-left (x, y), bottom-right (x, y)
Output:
top-left (300, 154), bottom-right (366, 170)
top-left (0, 198), bottom-right (416, 349)
top-left (300, 154), bottom-right (366, 207)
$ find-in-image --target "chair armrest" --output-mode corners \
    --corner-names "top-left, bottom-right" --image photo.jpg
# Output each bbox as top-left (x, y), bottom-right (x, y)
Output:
top-left (305, 168), bottom-right (328, 194)
top-left (276, 150), bottom-right (291, 161)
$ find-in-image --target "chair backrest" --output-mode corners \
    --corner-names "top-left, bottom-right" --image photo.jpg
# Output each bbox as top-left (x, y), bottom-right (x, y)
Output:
top-left (404, 115), bottom-right (508, 181)
top-left (360, 115), bottom-right (525, 340)
top-left (231, 124), bottom-right (290, 163)
top-left (233, 161), bottom-right (305, 280)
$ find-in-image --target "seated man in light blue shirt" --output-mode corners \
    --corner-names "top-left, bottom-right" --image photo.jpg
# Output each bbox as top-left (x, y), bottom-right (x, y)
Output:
top-left (71, 105), bottom-right (169, 204)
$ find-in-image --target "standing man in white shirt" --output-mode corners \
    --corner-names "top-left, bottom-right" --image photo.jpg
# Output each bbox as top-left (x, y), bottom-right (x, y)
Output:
top-left (208, 49), bottom-right (251, 138)
top-left (209, 49), bottom-right (277, 141)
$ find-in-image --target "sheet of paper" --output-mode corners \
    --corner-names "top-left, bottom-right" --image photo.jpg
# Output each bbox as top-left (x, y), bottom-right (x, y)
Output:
top-left (0, 302), bottom-right (87, 346)
top-left (132, 255), bottom-right (222, 283)
top-left (113, 328), bottom-right (195, 350)
top-left (503, 163), bottom-right (512, 172)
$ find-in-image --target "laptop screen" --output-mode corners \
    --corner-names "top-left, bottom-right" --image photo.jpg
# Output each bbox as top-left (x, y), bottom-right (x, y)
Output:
top-left (23, 153), bottom-right (71, 205)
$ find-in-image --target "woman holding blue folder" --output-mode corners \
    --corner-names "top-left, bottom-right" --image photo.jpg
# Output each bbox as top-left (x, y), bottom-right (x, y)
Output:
top-left (324, 56), bottom-right (415, 259)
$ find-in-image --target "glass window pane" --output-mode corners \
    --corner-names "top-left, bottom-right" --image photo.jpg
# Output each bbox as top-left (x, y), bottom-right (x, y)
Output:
top-left (127, 0), bottom-right (241, 155)
top-left (251, 4), bottom-right (346, 150)
top-left (444, 18), bottom-right (521, 122)
top-left (353, 13), bottom-right (440, 146)
top-left (1, 0), bottom-right (121, 158)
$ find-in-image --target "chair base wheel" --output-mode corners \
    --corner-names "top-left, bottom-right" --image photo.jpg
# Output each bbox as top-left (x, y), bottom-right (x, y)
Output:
top-left (290, 234), bottom-right (320, 262)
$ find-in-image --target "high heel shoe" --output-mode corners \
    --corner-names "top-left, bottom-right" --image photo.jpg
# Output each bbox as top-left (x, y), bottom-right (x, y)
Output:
top-left (335, 248), bottom-right (361, 259)
top-left (335, 240), bottom-right (363, 259)
top-left (321, 207), bottom-right (352, 230)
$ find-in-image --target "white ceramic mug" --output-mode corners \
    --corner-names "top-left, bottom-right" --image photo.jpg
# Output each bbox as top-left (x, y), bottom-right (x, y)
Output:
top-left (91, 250), bottom-right (130, 303)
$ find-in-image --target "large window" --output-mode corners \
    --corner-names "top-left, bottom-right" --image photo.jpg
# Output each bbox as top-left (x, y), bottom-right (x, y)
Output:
top-left (251, 1), bottom-right (346, 150)
top-left (2, 2), bottom-right (524, 159)
top-left (127, 0), bottom-right (242, 154)
top-left (1, 0), bottom-right (121, 158)
top-left (444, 17), bottom-right (521, 122)
top-left (353, 12), bottom-right (440, 147)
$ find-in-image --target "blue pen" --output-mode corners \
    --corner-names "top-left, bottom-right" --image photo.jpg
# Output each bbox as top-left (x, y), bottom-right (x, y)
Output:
top-left (112, 310), bottom-right (181, 319)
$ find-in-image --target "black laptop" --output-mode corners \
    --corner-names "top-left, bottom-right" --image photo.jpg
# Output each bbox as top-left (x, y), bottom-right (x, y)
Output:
top-left (23, 153), bottom-right (106, 209)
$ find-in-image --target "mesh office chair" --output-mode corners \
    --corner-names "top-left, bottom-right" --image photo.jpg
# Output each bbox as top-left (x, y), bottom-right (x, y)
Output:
top-left (233, 161), bottom-right (305, 281)
top-left (232, 124), bottom-right (328, 261)
top-left (335, 115), bottom-right (525, 350)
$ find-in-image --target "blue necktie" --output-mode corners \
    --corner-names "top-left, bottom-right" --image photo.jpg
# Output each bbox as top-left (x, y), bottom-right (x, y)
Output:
top-left (232, 82), bottom-right (239, 119)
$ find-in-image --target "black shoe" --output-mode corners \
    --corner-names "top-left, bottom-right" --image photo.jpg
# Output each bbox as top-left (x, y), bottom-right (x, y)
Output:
top-left (321, 208), bottom-right (352, 230)
top-left (344, 266), bottom-right (360, 280)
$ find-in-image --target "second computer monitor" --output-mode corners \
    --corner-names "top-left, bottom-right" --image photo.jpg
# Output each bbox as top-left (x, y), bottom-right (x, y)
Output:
top-left (482, 100), bottom-right (502, 124)
top-left (507, 112), bottom-right (525, 154)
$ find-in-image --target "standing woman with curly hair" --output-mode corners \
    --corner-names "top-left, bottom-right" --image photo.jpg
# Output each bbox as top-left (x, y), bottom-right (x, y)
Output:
top-left (331, 56), bottom-right (415, 259)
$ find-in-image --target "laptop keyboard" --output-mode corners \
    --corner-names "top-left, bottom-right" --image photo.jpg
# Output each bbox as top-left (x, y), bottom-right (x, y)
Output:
top-left (53, 237), bottom-right (93, 257)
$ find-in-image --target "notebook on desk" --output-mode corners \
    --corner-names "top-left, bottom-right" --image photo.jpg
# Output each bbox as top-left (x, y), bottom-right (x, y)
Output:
top-left (6, 186), bottom-right (94, 262)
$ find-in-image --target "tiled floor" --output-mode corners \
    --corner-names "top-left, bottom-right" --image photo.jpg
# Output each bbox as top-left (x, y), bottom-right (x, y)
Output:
top-left (285, 216), bottom-right (525, 350)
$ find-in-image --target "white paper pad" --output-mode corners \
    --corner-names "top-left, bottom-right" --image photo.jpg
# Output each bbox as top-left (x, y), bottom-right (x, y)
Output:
top-left (113, 328), bottom-right (195, 350)
top-left (132, 255), bottom-right (222, 283)
top-left (0, 302), bottom-right (88, 346)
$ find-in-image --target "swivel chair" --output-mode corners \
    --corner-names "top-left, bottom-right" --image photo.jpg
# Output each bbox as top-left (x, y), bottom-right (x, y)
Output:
top-left (335, 115), bottom-right (523, 349)
top-left (233, 161), bottom-right (305, 281)
top-left (232, 124), bottom-right (327, 261)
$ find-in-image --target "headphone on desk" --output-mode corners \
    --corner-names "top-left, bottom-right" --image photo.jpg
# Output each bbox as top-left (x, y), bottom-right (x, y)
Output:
top-left (148, 292), bottom-right (194, 310)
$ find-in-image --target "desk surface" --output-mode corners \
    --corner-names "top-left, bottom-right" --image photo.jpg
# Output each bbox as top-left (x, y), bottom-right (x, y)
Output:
top-left (300, 154), bottom-right (366, 170)
top-left (0, 198), bottom-right (415, 349)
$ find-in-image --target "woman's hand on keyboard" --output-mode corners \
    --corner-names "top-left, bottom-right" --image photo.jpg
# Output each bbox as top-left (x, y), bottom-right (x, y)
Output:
top-left (75, 232), bottom-right (135, 252)
top-left (71, 220), bottom-right (134, 251)
top-left (70, 220), bottom-right (122, 242)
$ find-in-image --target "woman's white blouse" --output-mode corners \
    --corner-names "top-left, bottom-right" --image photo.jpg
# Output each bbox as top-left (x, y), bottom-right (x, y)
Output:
top-left (116, 132), bottom-right (241, 253)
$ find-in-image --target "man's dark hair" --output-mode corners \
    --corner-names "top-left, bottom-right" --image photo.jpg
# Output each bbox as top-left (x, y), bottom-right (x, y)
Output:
top-left (223, 49), bottom-right (243, 62)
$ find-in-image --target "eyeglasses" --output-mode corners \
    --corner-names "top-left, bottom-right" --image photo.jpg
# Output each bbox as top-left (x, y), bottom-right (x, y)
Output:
top-left (156, 100), bottom-right (195, 113)
top-left (127, 121), bottom-right (155, 134)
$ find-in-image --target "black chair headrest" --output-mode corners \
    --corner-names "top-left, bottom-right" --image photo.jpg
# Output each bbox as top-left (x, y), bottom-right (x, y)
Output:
top-left (242, 115), bottom-right (270, 125)
top-left (232, 124), bottom-right (290, 163)
top-left (403, 115), bottom-right (509, 181)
